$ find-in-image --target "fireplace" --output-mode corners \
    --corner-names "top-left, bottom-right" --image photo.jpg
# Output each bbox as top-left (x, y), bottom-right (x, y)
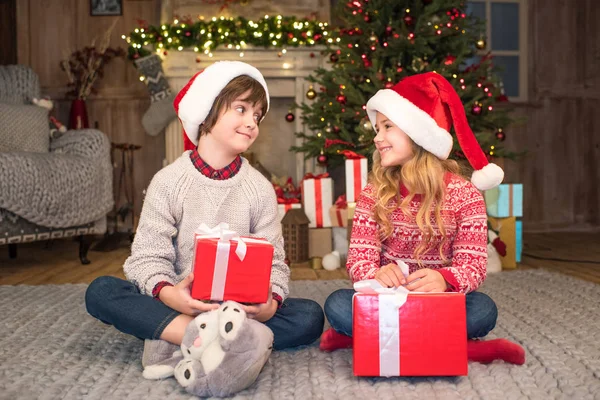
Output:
top-left (162, 47), bottom-right (326, 184)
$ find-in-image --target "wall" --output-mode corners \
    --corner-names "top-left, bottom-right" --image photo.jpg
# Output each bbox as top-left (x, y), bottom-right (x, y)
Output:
top-left (501, 0), bottom-right (599, 231)
top-left (15, 0), bottom-right (600, 231)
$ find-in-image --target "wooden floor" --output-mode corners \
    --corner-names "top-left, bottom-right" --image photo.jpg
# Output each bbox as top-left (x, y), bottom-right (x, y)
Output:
top-left (0, 232), bottom-right (599, 285)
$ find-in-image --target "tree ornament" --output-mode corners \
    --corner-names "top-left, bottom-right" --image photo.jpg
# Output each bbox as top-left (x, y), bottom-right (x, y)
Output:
top-left (317, 152), bottom-right (328, 165)
top-left (333, 125), bottom-right (341, 134)
top-left (495, 128), bottom-right (506, 141)
top-left (363, 58), bottom-right (372, 68)
top-left (285, 112), bottom-right (295, 122)
top-left (411, 57), bottom-right (425, 72)
top-left (385, 26), bottom-right (393, 36)
top-left (403, 15), bottom-right (414, 26)
top-left (362, 118), bottom-right (372, 130)
top-left (369, 35), bottom-right (378, 42)
top-left (444, 55), bottom-right (456, 65)
top-left (306, 86), bottom-right (317, 100)
top-left (330, 53), bottom-right (339, 63)
top-left (364, 14), bottom-right (371, 22)
top-left (322, 251), bottom-right (341, 271)
top-left (384, 81), bottom-right (394, 89)
top-left (336, 94), bottom-right (347, 104)
top-left (472, 104), bottom-right (482, 115)
top-left (476, 38), bottom-right (486, 50)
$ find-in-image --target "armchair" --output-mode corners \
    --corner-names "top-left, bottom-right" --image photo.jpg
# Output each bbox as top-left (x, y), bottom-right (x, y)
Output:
top-left (0, 65), bottom-right (114, 264)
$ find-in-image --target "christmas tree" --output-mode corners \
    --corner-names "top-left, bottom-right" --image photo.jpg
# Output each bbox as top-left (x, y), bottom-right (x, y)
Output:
top-left (291, 0), bottom-right (515, 168)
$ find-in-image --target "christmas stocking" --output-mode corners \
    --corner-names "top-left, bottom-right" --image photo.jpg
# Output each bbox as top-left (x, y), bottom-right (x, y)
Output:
top-left (134, 54), bottom-right (177, 136)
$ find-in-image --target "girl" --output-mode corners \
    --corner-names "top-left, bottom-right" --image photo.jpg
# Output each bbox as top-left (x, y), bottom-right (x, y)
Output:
top-left (320, 72), bottom-right (524, 365)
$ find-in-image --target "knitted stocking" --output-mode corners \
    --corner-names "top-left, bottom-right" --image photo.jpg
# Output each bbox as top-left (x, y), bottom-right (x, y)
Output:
top-left (134, 54), bottom-right (177, 136)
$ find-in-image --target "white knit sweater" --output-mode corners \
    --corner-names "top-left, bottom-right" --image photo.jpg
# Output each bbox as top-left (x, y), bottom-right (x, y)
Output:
top-left (124, 151), bottom-right (290, 301)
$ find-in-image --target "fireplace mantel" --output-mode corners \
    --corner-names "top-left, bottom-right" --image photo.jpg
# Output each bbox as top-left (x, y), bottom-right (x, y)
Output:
top-left (162, 47), bottom-right (327, 183)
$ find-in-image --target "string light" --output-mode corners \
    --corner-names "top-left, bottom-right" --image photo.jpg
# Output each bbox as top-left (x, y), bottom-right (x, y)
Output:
top-left (126, 16), bottom-right (330, 59)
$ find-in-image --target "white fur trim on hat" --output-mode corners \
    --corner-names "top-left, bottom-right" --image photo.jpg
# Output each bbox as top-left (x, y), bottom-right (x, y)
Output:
top-left (178, 61), bottom-right (270, 145)
top-left (471, 163), bottom-right (504, 191)
top-left (366, 89), bottom-right (453, 160)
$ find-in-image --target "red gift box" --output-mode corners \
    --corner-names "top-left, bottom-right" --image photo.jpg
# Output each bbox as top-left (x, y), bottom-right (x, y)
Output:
top-left (191, 223), bottom-right (274, 303)
top-left (353, 281), bottom-right (467, 377)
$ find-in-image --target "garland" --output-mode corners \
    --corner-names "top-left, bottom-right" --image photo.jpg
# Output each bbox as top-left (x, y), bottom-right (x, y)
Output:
top-left (125, 15), bottom-right (333, 60)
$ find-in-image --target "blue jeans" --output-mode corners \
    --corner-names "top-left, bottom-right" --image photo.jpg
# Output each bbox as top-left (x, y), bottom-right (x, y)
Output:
top-left (324, 289), bottom-right (497, 339)
top-left (85, 276), bottom-right (325, 350)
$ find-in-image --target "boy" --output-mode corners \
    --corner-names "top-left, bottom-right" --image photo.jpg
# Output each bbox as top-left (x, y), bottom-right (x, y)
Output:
top-left (85, 61), bottom-right (324, 366)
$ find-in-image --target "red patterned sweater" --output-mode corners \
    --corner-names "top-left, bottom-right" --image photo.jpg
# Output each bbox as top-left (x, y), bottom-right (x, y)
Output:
top-left (346, 173), bottom-right (488, 293)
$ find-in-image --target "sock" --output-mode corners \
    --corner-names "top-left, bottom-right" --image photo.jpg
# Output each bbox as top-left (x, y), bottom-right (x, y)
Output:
top-left (467, 338), bottom-right (526, 365)
top-left (134, 54), bottom-right (177, 136)
top-left (319, 328), bottom-right (353, 352)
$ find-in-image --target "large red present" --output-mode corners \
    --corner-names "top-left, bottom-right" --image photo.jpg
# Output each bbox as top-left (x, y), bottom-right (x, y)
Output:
top-left (191, 223), bottom-right (273, 303)
top-left (353, 280), bottom-right (467, 377)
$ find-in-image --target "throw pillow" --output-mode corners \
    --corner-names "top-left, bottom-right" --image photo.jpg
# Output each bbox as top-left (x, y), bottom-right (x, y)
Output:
top-left (0, 102), bottom-right (50, 153)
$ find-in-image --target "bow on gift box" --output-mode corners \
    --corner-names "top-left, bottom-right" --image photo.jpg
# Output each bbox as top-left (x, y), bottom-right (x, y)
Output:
top-left (302, 172), bottom-right (330, 181)
top-left (195, 222), bottom-right (249, 260)
top-left (334, 194), bottom-right (348, 209)
top-left (340, 150), bottom-right (366, 160)
top-left (277, 197), bottom-right (300, 205)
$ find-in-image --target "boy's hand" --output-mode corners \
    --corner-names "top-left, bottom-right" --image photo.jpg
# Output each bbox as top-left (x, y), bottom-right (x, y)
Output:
top-left (159, 273), bottom-right (220, 315)
top-left (375, 263), bottom-right (406, 288)
top-left (404, 269), bottom-right (448, 292)
top-left (242, 286), bottom-right (277, 322)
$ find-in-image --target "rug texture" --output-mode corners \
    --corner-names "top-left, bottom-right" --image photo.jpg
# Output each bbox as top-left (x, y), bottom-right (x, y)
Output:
top-left (0, 269), bottom-right (598, 399)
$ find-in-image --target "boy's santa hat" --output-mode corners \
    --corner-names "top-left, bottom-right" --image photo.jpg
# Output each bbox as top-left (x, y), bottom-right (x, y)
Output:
top-left (366, 72), bottom-right (504, 191)
top-left (173, 61), bottom-right (270, 151)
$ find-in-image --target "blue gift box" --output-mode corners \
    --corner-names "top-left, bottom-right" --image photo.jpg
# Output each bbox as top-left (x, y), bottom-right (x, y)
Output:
top-left (485, 184), bottom-right (523, 218)
top-left (516, 219), bottom-right (522, 263)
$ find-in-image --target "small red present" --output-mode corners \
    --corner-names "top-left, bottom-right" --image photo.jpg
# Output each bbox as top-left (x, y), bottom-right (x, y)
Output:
top-left (353, 280), bottom-right (467, 377)
top-left (191, 223), bottom-right (274, 303)
top-left (329, 195), bottom-right (349, 227)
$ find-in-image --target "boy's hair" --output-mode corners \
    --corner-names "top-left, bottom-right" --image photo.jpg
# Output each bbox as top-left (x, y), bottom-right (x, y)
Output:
top-left (370, 140), bottom-right (464, 266)
top-left (199, 75), bottom-right (268, 137)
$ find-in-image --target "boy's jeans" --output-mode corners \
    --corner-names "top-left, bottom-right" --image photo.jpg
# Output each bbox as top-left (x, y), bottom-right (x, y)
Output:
top-left (86, 276), bottom-right (324, 350)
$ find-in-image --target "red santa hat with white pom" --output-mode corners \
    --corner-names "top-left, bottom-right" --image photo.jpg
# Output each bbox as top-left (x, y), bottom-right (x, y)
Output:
top-left (173, 61), bottom-right (270, 151)
top-left (366, 72), bottom-right (504, 191)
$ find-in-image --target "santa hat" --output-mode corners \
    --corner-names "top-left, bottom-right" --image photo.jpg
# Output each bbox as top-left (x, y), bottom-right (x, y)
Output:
top-left (366, 72), bottom-right (504, 191)
top-left (173, 61), bottom-right (270, 151)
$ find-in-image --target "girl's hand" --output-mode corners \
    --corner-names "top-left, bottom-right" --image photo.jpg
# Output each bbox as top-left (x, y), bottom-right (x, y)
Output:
top-left (242, 287), bottom-right (277, 322)
top-left (375, 263), bottom-right (406, 288)
top-left (404, 269), bottom-right (448, 292)
top-left (159, 273), bottom-right (220, 315)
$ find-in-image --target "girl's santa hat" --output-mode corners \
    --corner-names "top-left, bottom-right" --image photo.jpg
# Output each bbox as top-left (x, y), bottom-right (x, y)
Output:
top-left (366, 72), bottom-right (504, 191)
top-left (173, 61), bottom-right (270, 151)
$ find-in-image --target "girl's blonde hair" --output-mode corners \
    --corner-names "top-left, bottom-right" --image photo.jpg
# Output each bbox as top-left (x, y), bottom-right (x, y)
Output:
top-left (371, 141), bottom-right (463, 265)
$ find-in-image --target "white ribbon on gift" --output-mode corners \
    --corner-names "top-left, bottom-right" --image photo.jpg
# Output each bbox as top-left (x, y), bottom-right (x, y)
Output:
top-left (352, 260), bottom-right (412, 377)
top-left (194, 222), bottom-right (248, 301)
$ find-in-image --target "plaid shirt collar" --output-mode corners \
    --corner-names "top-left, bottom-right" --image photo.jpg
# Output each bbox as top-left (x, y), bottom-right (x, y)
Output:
top-left (190, 149), bottom-right (242, 180)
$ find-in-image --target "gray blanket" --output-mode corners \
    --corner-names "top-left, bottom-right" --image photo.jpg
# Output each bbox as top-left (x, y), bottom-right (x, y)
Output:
top-left (0, 129), bottom-right (114, 228)
top-left (0, 270), bottom-right (599, 399)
